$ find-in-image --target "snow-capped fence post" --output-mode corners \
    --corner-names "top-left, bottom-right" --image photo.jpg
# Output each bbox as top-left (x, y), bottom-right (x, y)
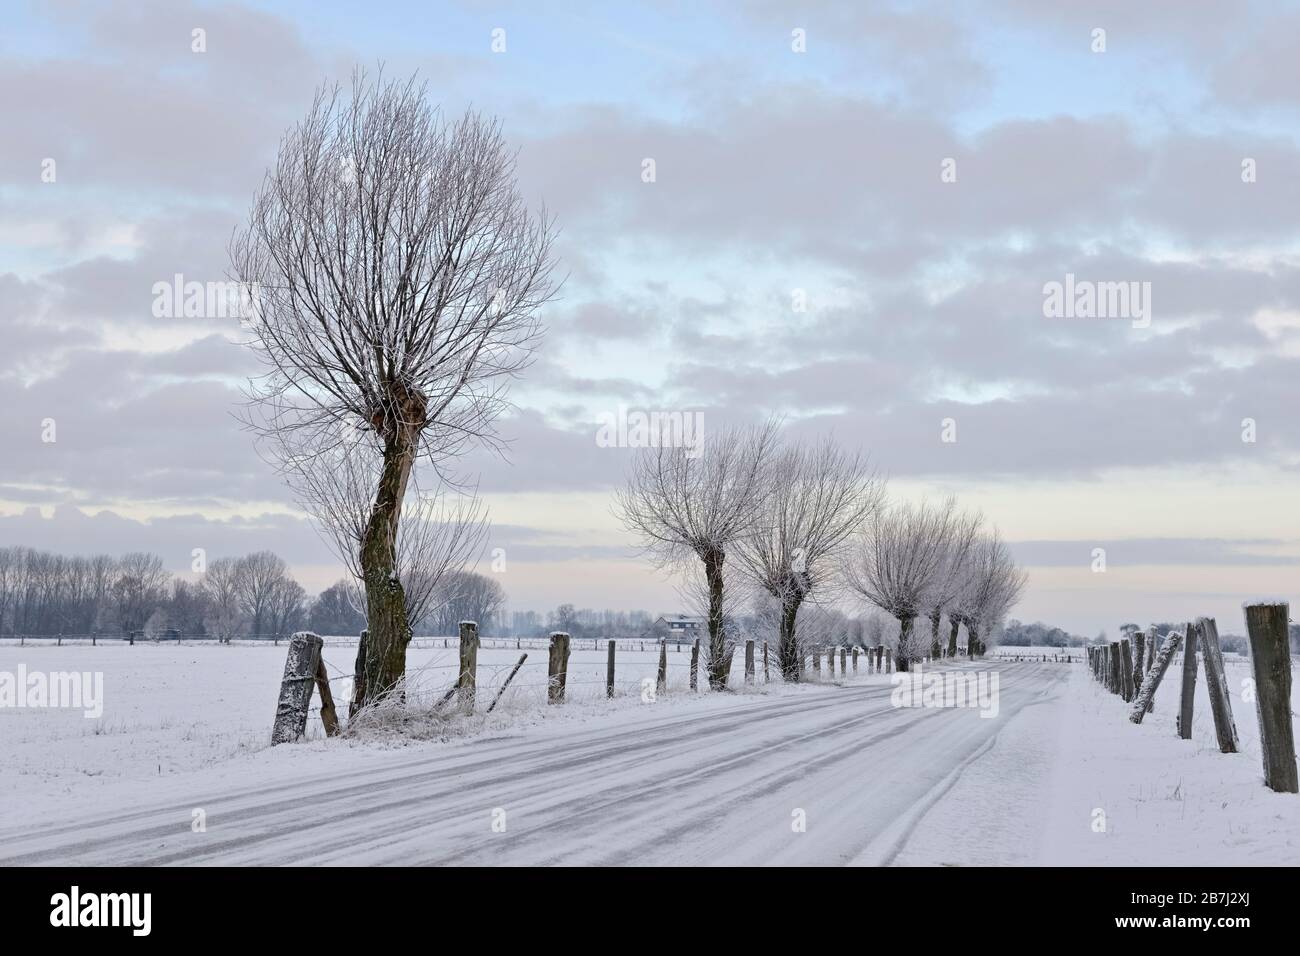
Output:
top-left (690, 639), bottom-right (700, 691)
top-left (1177, 620), bottom-right (1199, 740)
top-left (1119, 639), bottom-right (1135, 702)
top-left (657, 639), bottom-right (668, 694)
top-left (885, 647), bottom-right (893, 673)
top-left (1129, 631), bottom-right (1182, 725)
top-left (1144, 625), bottom-right (1157, 677)
top-left (852, 647), bottom-right (859, 673)
top-left (606, 640), bottom-right (616, 699)
top-left (314, 653), bottom-right (340, 737)
top-left (271, 631), bottom-right (323, 745)
top-left (547, 631), bottom-right (571, 705)
top-left (840, 646), bottom-right (847, 676)
top-left (1196, 616), bottom-right (1239, 754)
top-left (875, 645), bottom-right (883, 673)
top-left (1131, 629), bottom-right (1146, 695)
top-left (457, 621), bottom-right (479, 711)
top-left (1243, 602), bottom-right (1298, 793)
top-left (744, 639), bottom-right (755, 685)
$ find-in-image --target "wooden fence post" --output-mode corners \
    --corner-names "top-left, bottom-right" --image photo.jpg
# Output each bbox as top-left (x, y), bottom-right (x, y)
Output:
top-left (885, 647), bottom-right (892, 673)
top-left (1177, 620), bottom-right (1199, 740)
top-left (607, 639), bottom-right (616, 699)
top-left (1108, 642), bottom-right (1122, 696)
top-left (1131, 629), bottom-right (1146, 696)
top-left (457, 621), bottom-right (479, 711)
top-left (744, 639), bottom-right (755, 685)
top-left (272, 632), bottom-right (323, 745)
top-left (852, 646), bottom-right (859, 673)
top-left (1244, 602), bottom-right (1298, 793)
top-left (839, 646), bottom-right (847, 676)
top-left (314, 654), bottom-right (339, 737)
top-left (657, 639), bottom-right (668, 694)
top-left (690, 638), bottom-right (700, 691)
top-left (1119, 639), bottom-right (1135, 702)
top-left (1196, 616), bottom-right (1239, 754)
top-left (1144, 625), bottom-right (1157, 677)
top-left (1129, 631), bottom-right (1182, 725)
top-left (763, 641), bottom-right (770, 683)
top-left (547, 631), bottom-right (571, 705)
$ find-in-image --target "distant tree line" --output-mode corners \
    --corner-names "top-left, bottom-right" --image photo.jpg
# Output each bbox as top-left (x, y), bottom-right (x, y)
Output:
top-left (0, 546), bottom-right (307, 641)
top-left (999, 620), bottom-right (1086, 647)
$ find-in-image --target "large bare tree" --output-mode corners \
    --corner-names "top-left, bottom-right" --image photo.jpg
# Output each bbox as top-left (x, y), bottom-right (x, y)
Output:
top-left (735, 437), bottom-right (884, 680)
top-left (232, 71), bottom-right (557, 701)
top-left (615, 421), bottom-right (778, 689)
top-left (844, 498), bottom-right (960, 671)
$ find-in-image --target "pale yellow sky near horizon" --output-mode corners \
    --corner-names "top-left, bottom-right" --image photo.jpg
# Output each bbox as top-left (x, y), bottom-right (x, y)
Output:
top-left (9, 457), bottom-right (1292, 637)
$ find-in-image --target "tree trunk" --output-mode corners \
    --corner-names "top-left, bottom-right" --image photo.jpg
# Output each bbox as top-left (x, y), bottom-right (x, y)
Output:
top-left (777, 592), bottom-right (802, 681)
top-left (358, 394), bottom-right (422, 705)
top-left (928, 607), bottom-right (942, 660)
top-left (703, 547), bottom-right (728, 690)
top-left (967, 622), bottom-right (981, 659)
top-left (947, 615), bottom-right (960, 657)
top-left (896, 614), bottom-right (916, 672)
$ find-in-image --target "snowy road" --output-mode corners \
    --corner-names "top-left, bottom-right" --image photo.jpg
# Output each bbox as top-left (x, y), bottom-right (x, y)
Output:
top-left (0, 662), bottom-right (1069, 865)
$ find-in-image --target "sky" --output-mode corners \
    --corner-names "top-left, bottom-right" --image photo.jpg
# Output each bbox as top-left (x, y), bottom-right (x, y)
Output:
top-left (3, 0), bottom-right (1300, 637)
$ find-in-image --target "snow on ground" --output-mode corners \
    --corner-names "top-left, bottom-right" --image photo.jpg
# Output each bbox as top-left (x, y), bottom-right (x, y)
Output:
top-left (0, 660), bottom-right (1062, 865)
top-left (898, 652), bottom-right (1300, 866)
top-left (0, 637), bottom-right (795, 817)
top-left (2, 639), bottom-right (1295, 865)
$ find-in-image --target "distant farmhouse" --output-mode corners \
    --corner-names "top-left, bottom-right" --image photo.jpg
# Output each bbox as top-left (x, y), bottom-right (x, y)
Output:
top-left (652, 614), bottom-right (704, 642)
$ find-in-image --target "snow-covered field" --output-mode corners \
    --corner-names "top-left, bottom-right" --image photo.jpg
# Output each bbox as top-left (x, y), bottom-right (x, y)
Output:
top-left (0, 638), bottom-right (721, 806)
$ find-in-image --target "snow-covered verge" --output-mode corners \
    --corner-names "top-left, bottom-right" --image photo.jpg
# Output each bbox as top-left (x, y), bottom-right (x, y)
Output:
top-left (898, 656), bottom-right (1300, 865)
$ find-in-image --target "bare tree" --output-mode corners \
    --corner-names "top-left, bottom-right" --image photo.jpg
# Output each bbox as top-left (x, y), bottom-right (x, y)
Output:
top-left (615, 421), bottom-right (778, 689)
top-left (953, 531), bottom-right (1026, 657)
top-left (201, 556), bottom-right (243, 643)
top-left (233, 551), bottom-right (290, 638)
top-left (924, 507), bottom-right (984, 659)
top-left (111, 552), bottom-right (169, 637)
top-left (735, 437), bottom-right (884, 680)
top-left (432, 570), bottom-right (507, 635)
top-left (266, 576), bottom-right (307, 641)
top-left (232, 70), bottom-right (557, 701)
top-left (844, 499), bottom-right (960, 671)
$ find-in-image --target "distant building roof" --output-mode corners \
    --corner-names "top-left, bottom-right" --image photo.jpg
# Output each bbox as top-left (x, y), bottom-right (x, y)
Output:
top-left (655, 614), bottom-right (704, 627)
